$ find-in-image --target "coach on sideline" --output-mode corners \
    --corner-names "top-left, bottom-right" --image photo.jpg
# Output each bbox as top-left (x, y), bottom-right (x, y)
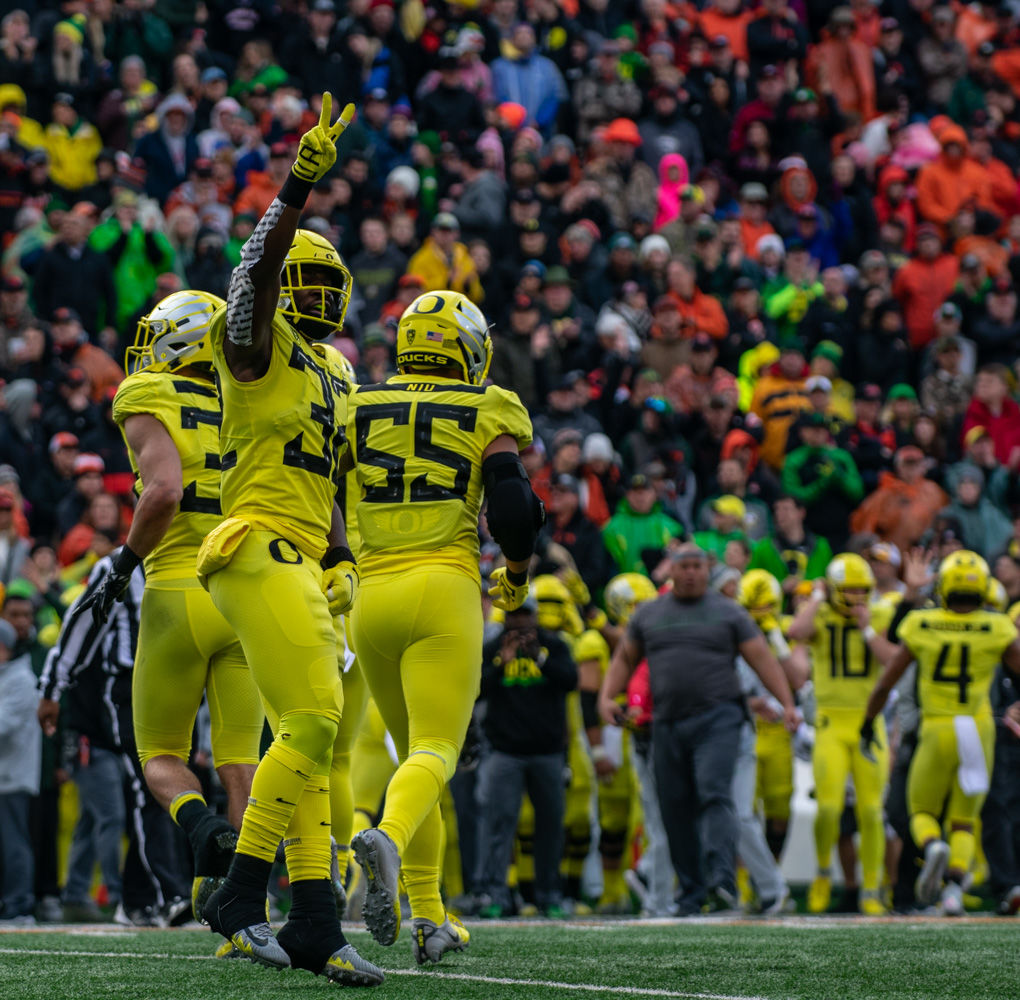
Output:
top-left (599, 543), bottom-right (798, 915)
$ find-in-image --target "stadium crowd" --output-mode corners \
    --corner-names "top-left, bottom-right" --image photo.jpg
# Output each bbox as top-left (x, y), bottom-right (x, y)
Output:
top-left (3, 0), bottom-right (1020, 930)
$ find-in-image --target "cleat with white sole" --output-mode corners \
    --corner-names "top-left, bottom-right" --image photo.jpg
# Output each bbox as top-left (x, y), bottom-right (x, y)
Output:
top-left (351, 828), bottom-right (402, 946)
top-left (322, 943), bottom-right (385, 986)
top-left (411, 914), bottom-right (470, 965)
top-left (915, 840), bottom-right (949, 908)
top-left (940, 882), bottom-right (964, 917)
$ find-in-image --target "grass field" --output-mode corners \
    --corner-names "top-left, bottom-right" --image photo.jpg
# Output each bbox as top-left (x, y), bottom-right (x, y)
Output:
top-left (0, 917), bottom-right (1016, 1000)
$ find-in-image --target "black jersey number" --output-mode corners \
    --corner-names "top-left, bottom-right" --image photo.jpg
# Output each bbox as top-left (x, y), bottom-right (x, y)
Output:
top-left (356, 401), bottom-right (477, 504)
top-left (179, 405), bottom-right (222, 514)
top-left (932, 642), bottom-right (972, 704)
top-left (826, 623), bottom-right (872, 679)
top-left (282, 344), bottom-right (341, 480)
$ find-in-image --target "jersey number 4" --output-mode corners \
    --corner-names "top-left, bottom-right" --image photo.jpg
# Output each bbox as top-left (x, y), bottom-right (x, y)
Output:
top-left (355, 402), bottom-right (477, 503)
top-left (932, 642), bottom-right (971, 704)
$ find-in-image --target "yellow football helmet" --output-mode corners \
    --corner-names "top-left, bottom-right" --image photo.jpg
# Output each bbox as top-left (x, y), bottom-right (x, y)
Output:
top-left (279, 229), bottom-right (353, 340)
top-left (605, 572), bottom-right (658, 625)
top-left (396, 290), bottom-right (492, 385)
top-left (986, 577), bottom-right (1008, 612)
top-left (738, 569), bottom-right (782, 624)
top-left (937, 550), bottom-right (990, 606)
top-left (533, 574), bottom-right (583, 635)
top-left (126, 290), bottom-right (225, 374)
top-left (826, 553), bottom-right (875, 618)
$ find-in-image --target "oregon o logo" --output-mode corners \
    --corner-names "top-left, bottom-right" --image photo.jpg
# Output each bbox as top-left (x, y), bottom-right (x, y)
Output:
top-left (269, 538), bottom-right (303, 564)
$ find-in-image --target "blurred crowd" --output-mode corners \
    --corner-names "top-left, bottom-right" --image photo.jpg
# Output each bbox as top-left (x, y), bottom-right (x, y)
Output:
top-left (3, 0), bottom-right (1020, 922)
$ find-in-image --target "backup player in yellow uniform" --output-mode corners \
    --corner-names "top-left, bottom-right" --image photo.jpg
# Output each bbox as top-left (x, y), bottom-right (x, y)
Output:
top-left (348, 289), bottom-right (543, 958)
top-left (83, 291), bottom-right (264, 917)
top-left (788, 553), bottom-right (898, 915)
top-left (863, 550), bottom-right (1020, 915)
top-left (196, 95), bottom-right (381, 986)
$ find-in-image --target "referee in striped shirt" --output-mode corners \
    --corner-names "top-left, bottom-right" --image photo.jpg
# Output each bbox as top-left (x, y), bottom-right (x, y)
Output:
top-left (37, 553), bottom-right (190, 925)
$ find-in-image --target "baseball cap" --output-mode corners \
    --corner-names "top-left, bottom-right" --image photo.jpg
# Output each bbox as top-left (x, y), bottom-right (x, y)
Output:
top-left (733, 276), bottom-right (756, 292)
top-left (916, 223), bottom-right (940, 241)
top-left (887, 383), bottom-right (918, 401)
top-left (553, 370), bottom-right (585, 392)
top-left (691, 332), bottom-right (715, 352)
top-left (609, 232), bottom-right (637, 251)
top-left (269, 141), bottom-right (290, 157)
top-left (740, 182), bottom-right (769, 202)
top-left (432, 211), bottom-right (460, 231)
top-left (627, 473), bottom-right (654, 491)
top-left (520, 259), bottom-right (547, 281)
top-left (867, 542), bottom-right (901, 568)
top-left (991, 275), bottom-right (1015, 294)
top-left (960, 252), bottom-right (981, 271)
top-left (49, 431), bottom-right (79, 453)
top-left (964, 425), bottom-right (991, 448)
top-left (74, 453), bottom-right (105, 476)
top-left (935, 335), bottom-right (962, 354)
top-left (652, 295), bottom-right (678, 314)
top-left (859, 249), bottom-right (887, 270)
top-left (397, 273), bottom-right (424, 290)
top-left (545, 266), bottom-right (572, 287)
top-left (895, 445), bottom-right (924, 462)
top-left (1, 275), bottom-right (26, 293)
top-left (52, 306), bottom-right (81, 324)
top-left (803, 411), bottom-right (829, 428)
top-left (812, 341), bottom-right (843, 366)
top-left (550, 473), bottom-right (580, 494)
top-left (805, 375), bottom-right (832, 393)
top-left (855, 383), bottom-right (882, 401)
top-left (759, 64), bottom-right (780, 79)
top-left (956, 463), bottom-right (985, 486)
top-left (713, 495), bottom-right (746, 520)
top-left (936, 301), bottom-right (961, 322)
top-left (201, 66), bottom-right (228, 83)
top-left (880, 16), bottom-right (900, 31)
top-left (978, 40), bottom-right (996, 57)
top-left (512, 291), bottom-right (538, 312)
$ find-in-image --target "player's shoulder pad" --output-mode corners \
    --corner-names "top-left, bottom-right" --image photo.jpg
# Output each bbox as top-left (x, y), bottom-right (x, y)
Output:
top-left (112, 369), bottom-right (170, 425)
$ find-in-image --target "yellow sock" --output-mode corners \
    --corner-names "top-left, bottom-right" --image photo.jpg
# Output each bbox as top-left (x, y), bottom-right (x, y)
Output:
top-left (402, 804), bottom-right (445, 924)
top-left (948, 828), bottom-right (975, 874)
top-left (379, 747), bottom-right (453, 853)
top-left (169, 791), bottom-right (206, 825)
top-left (283, 754), bottom-right (333, 882)
top-left (910, 812), bottom-right (942, 852)
top-left (857, 804), bottom-right (885, 893)
top-left (814, 803), bottom-right (840, 873)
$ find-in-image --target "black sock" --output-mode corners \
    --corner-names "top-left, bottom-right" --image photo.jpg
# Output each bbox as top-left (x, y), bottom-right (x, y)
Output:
top-left (204, 854), bottom-right (272, 936)
top-left (564, 875), bottom-right (582, 902)
top-left (277, 879), bottom-right (346, 972)
top-left (180, 804), bottom-right (237, 877)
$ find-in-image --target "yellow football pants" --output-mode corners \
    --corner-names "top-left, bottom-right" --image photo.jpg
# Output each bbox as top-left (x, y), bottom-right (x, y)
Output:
top-left (598, 731), bottom-right (636, 901)
top-left (352, 567), bottom-right (482, 923)
top-left (813, 709), bottom-right (888, 893)
top-left (755, 720), bottom-right (794, 822)
top-left (562, 695), bottom-right (595, 890)
top-left (205, 528), bottom-right (342, 876)
top-left (133, 582), bottom-right (263, 769)
top-left (908, 715), bottom-right (995, 873)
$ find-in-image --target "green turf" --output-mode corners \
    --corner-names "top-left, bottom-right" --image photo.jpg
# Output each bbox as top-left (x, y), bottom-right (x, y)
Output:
top-left (0, 920), bottom-right (1016, 1000)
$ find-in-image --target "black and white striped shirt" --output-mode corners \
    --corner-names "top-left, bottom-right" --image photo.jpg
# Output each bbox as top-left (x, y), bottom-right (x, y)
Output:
top-left (38, 555), bottom-right (145, 703)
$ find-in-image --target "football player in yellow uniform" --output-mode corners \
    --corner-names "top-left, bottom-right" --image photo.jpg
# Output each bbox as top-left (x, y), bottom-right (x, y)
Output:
top-left (196, 94), bottom-right (382, 985)
top-left (81, 292), bottom-right (266, 921)
top-left (739, 569), bottom-right (803, 861)
top-left (347, 289), bottom-right (542, 958)
top-left (862, 550), bottom-right (1020, 915)
top-left (787, 553), bottom-right (898, 916)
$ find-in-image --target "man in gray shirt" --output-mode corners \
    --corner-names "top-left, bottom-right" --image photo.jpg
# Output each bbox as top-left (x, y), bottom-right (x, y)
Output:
top-left (599, 544), bottom-right (798, 914)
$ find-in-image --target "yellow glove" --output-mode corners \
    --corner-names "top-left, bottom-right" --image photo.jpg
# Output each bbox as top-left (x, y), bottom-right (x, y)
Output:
top-left (322, 548), bottom-right (359, 616)
top-left (560, 567), bottom-right (590, 607)
top-left (292, 92), bottom-right (356, 184)
top-left (488, 567), bottom-right (530, 612)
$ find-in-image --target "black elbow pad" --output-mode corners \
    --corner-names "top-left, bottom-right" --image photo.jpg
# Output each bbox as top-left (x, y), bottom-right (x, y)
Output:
top-left (482, 451), bottom-right (545, 562)
top-left (580, 689), bottom-right (600, 730)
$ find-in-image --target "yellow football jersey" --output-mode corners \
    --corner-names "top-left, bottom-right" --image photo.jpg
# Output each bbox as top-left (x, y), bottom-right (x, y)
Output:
top-left (572, 628), bottom-right (610, 675)
top-left (113, 370), bottom-right (223, 583)
top-left (898, 607), bottom-right (1017, 718)
top-left (346, 374), bottom-right (532, 581)
top-left (809, 600), bottom-right (895, 711)
top-left (209, 309), bottom-right (349, 560)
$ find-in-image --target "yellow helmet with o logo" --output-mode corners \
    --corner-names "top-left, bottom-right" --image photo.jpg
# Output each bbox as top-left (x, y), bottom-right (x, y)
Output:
top-left (605, 572), bottom-right (658, 625)
top-left (937, 549), bottom-right (990, 606)
top-left (826, 553), bottom-right (875, 618)
top-left (279, 229), bottom-right (353, 340)
top-left (127, 290), bottom-right (225, 373)
top-left (738, 569), bottom-right (782, 624)
top-left (533, 574), bottom-right (584, 635)
top-left (396, 290), bottom-right (492, 385)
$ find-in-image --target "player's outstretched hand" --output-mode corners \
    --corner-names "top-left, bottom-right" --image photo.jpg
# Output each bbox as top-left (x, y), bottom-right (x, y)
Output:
top-left (488, 566), bottom-right (529, 612)
top-left (292, 92), bottom-right (356, 184)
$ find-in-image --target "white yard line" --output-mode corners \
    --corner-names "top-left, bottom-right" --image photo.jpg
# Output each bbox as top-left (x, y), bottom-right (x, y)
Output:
top-left (0, 946), bottom-right (768, 1000)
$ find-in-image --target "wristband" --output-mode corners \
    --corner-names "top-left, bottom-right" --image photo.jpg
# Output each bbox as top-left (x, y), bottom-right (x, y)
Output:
top-left (590, 745), bottom-right (609, 763)
top-left (114, 545), bottom-right (142, 574)
top-left (506, 567), bottom-right (528, 587)
top-left (279, 173), bottom-right (315, 209)
top-left (863, 626), bottom-right (877, 642)
top-left (322, 546), bottom-right (356, 570)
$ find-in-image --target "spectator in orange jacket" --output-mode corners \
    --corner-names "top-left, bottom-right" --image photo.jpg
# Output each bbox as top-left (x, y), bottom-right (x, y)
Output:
top-left (698, 0), bottom-right (753, 62)
top-left (891, 224), bottom-right (959, 348)
top-left (914, 125), bottom-right (994, 228)
top-left (665, 258), bottom-right (728, 340)
top-left (233, 142), bottom-right (293, 219)
top-left (749, 338), bottom-right (811, 471)
top-left (850, 445), bottom-right (949, 552)
top-left (805, 8), bottom-right (876, 122)
top-left (872, 164), bottom-right (916, 253)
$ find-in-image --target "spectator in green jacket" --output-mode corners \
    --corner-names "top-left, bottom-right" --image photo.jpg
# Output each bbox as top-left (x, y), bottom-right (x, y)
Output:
top-left (88, 189), bottom-right (175, 337)
top-left (781, 412), bottom-right (863, 551)
top-left (749, 494), bottom-right (834, 599)
top-left (693, 495), bottom-right (749, 561)
top-left (602, 472), bottom-right (683, 576)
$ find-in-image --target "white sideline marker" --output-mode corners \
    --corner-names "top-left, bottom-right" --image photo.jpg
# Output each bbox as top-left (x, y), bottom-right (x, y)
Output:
top-left (0, 946), bottom-right (768, 1000)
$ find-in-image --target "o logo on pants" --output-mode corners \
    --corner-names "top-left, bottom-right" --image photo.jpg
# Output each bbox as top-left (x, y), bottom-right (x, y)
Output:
top-left (269, 538), bottom-right (303, 565)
